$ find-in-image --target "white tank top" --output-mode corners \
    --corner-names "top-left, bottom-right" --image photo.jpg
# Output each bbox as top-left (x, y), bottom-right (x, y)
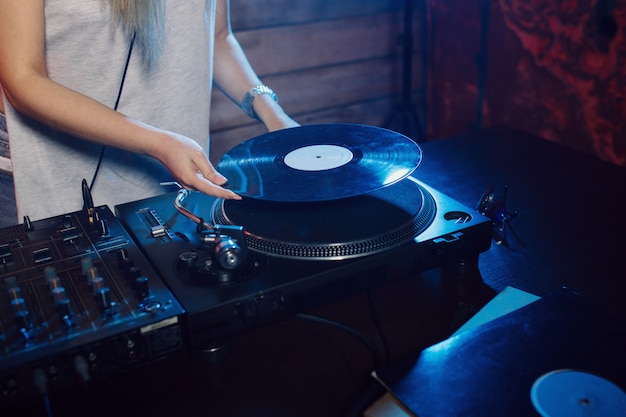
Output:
top-left (4, 0), bottom-right (216, 221)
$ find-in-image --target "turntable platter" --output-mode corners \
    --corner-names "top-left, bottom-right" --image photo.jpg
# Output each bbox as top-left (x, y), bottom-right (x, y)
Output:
top-left (216, 124), bottom-right (422, 202)
top-left (211, 176), bottom-right (436, 260)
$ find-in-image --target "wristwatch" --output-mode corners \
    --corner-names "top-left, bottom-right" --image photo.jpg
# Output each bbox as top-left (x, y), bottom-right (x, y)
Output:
top-left (240, 85), bottom-right (277, 120)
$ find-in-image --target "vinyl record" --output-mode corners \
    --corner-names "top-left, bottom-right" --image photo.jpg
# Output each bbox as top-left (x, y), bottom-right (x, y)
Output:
top-left (216, 123), bottom-right (422, 202)
top-left (530, 370), bottom-right (626, 417)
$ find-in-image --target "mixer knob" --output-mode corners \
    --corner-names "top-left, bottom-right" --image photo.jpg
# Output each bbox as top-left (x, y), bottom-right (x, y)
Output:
top-left (7, 286), bottom-right (21, 300)
top-left (0, 243), bottom-right (11, 263)
top-left (62, 215), bottom-right (73, 229)
top-left (97, 219), bottom-right (109, 237)
top-left (80, 258), bottom-right (93, 275)
top-left (51, 287), bottom-right (74, 319)
top-left (44, 266), bottom-right (61, 290)
top-left (56, 299), bottom-right (74, 321)
top-left (135, 276), bottom-right (150, 299)
top-left (96, 287), bottom-right (112, 311)
top-left (90, 277), bottom-right (105, 296)
top-left (126, 266), bottom-right (142, 286)
top-left (15, 310), bottom-right (31, 330)
top-left (117, 248), bottom-right (134, 272)
top-left (11, 298), bottom-right (31, 330)
top-left (81, 257), bottom-right (93, 274)
top-left (8, 284), bottom-right (32, 329)
top-left (23, 215), bottom-right (33, 231)
top-left (44, 266), bottom-right (56, 277)
top-left (84, 266), bottom-right (99, 285)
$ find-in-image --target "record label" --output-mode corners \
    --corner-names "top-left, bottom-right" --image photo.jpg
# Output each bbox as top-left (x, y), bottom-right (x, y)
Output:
top-left (530, 369), bottom-right (626, 417)
top-left (216, 123), bottom-right (422, 202)
top-left (283, 144), bottom-right (353, 171)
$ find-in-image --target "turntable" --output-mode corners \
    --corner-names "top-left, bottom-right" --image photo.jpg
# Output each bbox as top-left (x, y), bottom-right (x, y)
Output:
top-left (114, 124), bottom-right (494, 358)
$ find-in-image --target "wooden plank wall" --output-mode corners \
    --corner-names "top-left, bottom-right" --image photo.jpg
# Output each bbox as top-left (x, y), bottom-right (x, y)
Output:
top-left (209, 0), bottom-right (425, 163)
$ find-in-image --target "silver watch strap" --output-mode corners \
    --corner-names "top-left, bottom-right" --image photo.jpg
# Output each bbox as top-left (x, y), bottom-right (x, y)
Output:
top-left (240, 85), bottom-right (277, 120)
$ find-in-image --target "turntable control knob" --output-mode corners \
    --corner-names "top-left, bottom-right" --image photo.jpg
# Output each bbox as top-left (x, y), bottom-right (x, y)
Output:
top-left (178, 251), bottom-right (197, 268)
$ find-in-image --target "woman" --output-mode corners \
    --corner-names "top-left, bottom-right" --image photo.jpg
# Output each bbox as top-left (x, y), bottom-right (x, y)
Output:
top-left (0, 84), bottom-right (18, 228)
top-left (0, 0), bottom-right (298, 222)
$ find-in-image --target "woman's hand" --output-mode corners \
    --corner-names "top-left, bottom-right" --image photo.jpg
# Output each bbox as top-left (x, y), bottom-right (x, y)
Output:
top-left (151, 131), bottom-right (241, 200)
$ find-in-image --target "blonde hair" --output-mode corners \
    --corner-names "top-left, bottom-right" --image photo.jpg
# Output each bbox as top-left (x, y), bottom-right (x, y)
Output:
top-left (109, 0), bottom-right (166, 67)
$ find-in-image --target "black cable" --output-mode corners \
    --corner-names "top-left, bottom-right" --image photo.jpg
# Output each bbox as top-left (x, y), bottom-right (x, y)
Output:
top-left (294, 293), bottom-right (398, 417)
top-left (281, 318), bottom-right (361, 388)
top-left (341, 291), bottom-right (394, 417)
top-left (366, 289), bottom-right (391, 365)
top-left (295, 313), bottom-right (384, 371)
top-left (89, 32), bottom-right (136, 191)
top-left (294, 313), bottom-right (389, 417)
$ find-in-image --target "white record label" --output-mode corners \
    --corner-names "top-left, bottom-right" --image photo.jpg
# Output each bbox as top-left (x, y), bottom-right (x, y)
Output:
top-left (530, 369), bottom-right (626, 417)
top-left (283, 145), bottom-right (354, 171)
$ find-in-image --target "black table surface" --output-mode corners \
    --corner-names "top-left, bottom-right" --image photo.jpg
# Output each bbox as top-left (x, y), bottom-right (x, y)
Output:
top-left (415, 126), bottom-right (626, 322)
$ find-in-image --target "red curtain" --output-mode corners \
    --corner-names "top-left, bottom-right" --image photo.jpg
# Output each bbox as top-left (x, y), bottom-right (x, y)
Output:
top-left (426, 0), bottom-right (626, 167)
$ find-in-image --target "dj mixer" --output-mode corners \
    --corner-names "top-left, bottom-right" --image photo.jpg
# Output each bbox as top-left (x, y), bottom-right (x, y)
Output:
top-left (0, 200), bottom-right (184, 406)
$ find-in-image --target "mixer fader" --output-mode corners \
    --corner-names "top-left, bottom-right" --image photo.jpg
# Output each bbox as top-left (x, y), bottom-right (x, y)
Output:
top-left (0, 203), bottom-right (185, 406)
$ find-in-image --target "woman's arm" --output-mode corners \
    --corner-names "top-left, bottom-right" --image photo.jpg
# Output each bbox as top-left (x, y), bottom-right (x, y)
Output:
top-left (0, 0), bottom-right (239, 199)
top-left (212, 0), bottom-right (299, 132)
top-left (0, 85), bottom-right (5, 115)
